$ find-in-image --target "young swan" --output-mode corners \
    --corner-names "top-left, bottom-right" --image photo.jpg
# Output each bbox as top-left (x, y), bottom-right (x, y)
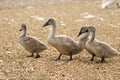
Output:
top-left (77, 27), bottom-right (95, 61)
top-left (18, 24), bottom-right (47, 58)
top-left (101, 0), bottom-right (120, 9)
top-left (85, 26), bottom-right (120, 63)
top-left (42, 18), bottom-right (89, 61)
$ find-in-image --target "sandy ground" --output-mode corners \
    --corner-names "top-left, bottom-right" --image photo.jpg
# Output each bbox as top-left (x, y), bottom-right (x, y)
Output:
top-left (0, 0), bottom-right (120, 80)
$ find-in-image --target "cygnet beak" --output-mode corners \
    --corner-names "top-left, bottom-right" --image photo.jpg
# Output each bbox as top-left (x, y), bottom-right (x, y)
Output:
top-left (42, 21), bottom-right (49, 27)
top-left (77, 31), bottom-right (82, 37)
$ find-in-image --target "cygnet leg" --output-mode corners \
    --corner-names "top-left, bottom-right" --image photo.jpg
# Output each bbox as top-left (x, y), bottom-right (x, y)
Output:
top-left (55, 54), bottom-right (62, 61)
top-left (90, 54), bottom-right (95, 61)
top-left (100, 56), bottom-right (105, 63)
top-left (69, 52), bottom-right (73, 61)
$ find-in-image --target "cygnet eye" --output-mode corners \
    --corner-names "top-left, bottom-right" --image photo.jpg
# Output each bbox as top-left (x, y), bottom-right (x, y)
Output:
top-left (82, 29), bottom-right (88, 33)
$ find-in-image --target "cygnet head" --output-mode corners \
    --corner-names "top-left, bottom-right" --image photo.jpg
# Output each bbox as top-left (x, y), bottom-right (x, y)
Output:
top-left (20, 24), bottom-right (26, 31)
top-left (77, 26), bottom-right (89, 37)
top-left (42, 18), bottom-right (56, 27)
top-left (88, 26), bottom-right (96, 32)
